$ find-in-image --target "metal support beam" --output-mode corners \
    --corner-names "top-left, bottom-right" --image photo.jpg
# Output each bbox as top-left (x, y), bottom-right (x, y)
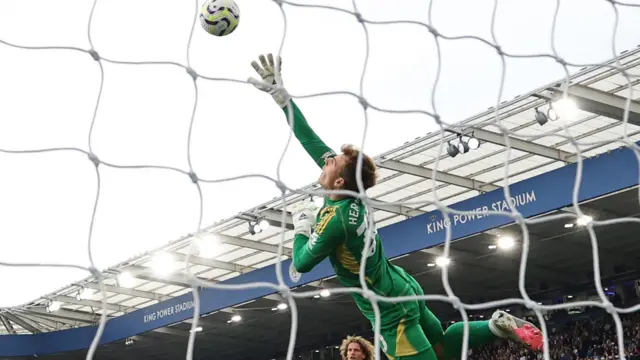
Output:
top-left (1, 312), bottom-right (42, 334)
top-left (265, 203), bottom-right (425, 224)
top-left (469, 127), bottom-right (575, 163)
top-left (56, 295), bottom-right (132, 313)
top-left (260, 210), bottom-right (294, 231)
top-left (25, 307), bottom-right (100, 323)
top-left (18, 312), bottom-right (65, 330)
top-left (125, 265), bottom-right (210, 288)
top-left (0, 314), bottom-right (15, 334)
top-left (171, 252), bottom-right (254, 273)
top-left (213, 233), bottom-right (290, 256)
top-left (547, 84), bottom-right (640, 126)
top-left (376, 159), bottom-right (500, 193)
top-left (84, 282), bottom-right (173, 302)
top-left (20, 311), bottom-right (85, 328)
top-left (370, 202), bottom-right (426, 218)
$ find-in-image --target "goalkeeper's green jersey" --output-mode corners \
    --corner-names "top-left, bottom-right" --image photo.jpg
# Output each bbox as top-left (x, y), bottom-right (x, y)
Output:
top-left (285, 101), bottom-right (422, 331)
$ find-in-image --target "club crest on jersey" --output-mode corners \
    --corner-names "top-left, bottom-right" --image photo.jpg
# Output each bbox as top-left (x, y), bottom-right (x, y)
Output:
top-left (289, 262), bottom-right (301, 283)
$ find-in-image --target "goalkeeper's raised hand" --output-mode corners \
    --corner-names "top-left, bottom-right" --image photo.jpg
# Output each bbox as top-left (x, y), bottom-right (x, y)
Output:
top-left (291, 200), bottom-right (319, 239)
top-left (247, 53), bottom-right (290, 108)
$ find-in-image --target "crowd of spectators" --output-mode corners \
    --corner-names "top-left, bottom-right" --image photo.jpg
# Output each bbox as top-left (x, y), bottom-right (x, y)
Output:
top-left (468, 310), bottom-right (640, 360)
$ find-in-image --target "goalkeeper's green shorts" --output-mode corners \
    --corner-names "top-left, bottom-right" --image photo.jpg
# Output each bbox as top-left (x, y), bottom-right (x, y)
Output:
top-left (379, 279), bottom-right (445, 359)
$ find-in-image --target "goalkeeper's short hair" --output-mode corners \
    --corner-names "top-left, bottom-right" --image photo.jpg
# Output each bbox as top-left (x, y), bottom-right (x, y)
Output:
top-left (340, 144), bottom-right (378, 194)
top-left (339, 335), bottom-right (375, 360)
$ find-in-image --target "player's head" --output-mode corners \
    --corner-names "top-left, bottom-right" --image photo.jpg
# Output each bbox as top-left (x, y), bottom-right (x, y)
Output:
top-left (339, 335), bottom-right (374, 360)
top-left (318, 144), bottom-right (378, 196)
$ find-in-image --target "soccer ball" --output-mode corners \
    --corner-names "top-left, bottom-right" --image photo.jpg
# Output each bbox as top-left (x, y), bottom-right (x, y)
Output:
top-left (199, 0), bottom-right (240, 37)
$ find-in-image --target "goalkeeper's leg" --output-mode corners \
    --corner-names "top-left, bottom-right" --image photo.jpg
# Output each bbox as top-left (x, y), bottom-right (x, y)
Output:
top-left (379, 317), bottom-right (438, 360)
top-left (409, 281), bottom-right (495, 359)
top-left (411, 281), bottom-right (543, 359)
top-left (420, 306), bottom-right (544, 359)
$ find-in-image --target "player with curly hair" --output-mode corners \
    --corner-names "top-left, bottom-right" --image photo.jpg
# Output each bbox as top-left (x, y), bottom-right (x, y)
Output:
top-left (340, 335), bottom-right (376, 360)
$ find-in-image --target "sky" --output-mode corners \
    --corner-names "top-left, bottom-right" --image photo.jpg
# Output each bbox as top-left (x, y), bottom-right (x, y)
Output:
top-left (0, 0), bottom-right (639, 307)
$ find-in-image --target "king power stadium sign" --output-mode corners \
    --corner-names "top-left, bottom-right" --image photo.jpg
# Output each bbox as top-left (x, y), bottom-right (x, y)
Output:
top-left (426, 190), bottom-right (537, 234)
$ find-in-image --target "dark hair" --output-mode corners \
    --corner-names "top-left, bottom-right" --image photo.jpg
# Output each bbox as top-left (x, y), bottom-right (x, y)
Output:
top-left (339, 144), bottom-right (378, 194)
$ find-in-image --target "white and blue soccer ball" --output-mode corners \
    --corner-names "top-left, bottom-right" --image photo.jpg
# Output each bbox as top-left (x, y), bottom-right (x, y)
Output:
top-left (199, 0), bottom-right (240, 37)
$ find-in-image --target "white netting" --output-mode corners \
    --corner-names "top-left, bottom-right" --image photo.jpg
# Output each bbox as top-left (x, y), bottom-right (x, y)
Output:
top-left (1, 0), bottom-right (640, 359)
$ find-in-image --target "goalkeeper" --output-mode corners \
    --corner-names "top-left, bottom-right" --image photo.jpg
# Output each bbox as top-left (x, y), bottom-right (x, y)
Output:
top-left (248, 54), bottom-right (543, 360)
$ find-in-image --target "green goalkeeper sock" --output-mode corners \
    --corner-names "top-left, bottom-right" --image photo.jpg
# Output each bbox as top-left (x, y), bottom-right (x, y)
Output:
top-left (441, 320), bottom-right (500, 359)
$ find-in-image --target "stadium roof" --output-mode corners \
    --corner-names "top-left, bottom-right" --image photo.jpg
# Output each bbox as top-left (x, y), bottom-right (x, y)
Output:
top-left (2, 44), bottom-right (640, 355)
top-left (17, 184), bottom-right (640, 360)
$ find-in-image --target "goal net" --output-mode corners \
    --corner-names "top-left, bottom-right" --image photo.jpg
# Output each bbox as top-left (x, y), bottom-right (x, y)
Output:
top-left (1, 0), bottom-right (640, 359)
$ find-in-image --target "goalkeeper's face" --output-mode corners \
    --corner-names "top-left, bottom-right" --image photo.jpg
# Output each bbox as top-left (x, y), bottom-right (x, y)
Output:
top-left (319, 153), bottom-right (348, 191)
top-left (319, 144), bottom-right (378, 195)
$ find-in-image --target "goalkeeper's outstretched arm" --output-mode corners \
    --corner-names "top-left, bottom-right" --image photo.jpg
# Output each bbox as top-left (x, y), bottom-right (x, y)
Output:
top-left (248, 53), bottom-right (336, 169)
top-left (281, 100), bottom-right (336, 169)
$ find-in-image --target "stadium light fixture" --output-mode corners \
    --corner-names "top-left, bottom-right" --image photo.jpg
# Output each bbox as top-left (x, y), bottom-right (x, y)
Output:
top-left (550, 97), bottom-right (578, 122)
top-left (150, 252), bottom-right (177, 277)
top-left (277, 303), bottom-right (288, 310)
top-left (117, 271), bottom-right (135, 288)
top-left (258, 219), bottom-right (270, 231)
top-left (320, 289), bottom-right (331, 297)
top-left (446, 142), bottom-right (459, 157)
top-left (248, 219), bottom-right (270, 235)
top-left (75, 287), bottom-right (93, 301)
top-left (190, 326), bottom-right (203, 333)
top-left (467, 134), bottom-right (480, 150)
top-left (457, 139), bottom-right (470, 154)
top-left (576, 215), bottom-right (592, 226)
top-left (248, 221), bottom-right (261, 235)
top-left (46, 301), bottom-right (61, 313)
top-left (194, 235), bottom-right (221, 258)
top-left (435, 256), bottom-right (450, 267)
top-left (230, 314), bottom-right (242, 322)
top-left (534, 107), bottom-right (548, 126)
top-left (497, 236), bottom-right (515, 250)
top-left (564, 223), bottom-right (574, 228)
top-left (448, 133), bottom-right (480, 157)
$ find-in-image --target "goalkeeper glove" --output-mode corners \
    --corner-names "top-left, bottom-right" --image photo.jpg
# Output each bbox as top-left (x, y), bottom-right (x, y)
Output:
top-left (247, 53), bottom-right (291, 108)
top-left (291, 201), bottom-right (319, 239)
